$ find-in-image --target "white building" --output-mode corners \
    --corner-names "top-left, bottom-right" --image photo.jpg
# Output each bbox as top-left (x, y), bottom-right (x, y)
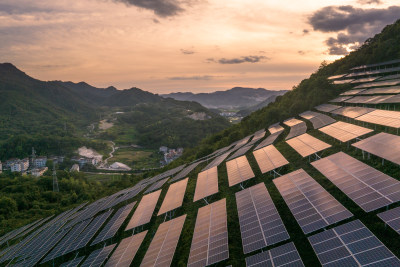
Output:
top-left (33, 157), bottom-right (47, 168)
top-left (70, 164), bottom-right (80, 172)
top-left (10, 158), bottom-right (29, 173)
top-left (31, 167), bottom-right (48, 177)
top-left (159, 146), bottom-right (168, 153)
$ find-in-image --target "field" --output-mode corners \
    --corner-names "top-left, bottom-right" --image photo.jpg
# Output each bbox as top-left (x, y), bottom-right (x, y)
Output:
top-left (108, 147), bottom-right (162, 169)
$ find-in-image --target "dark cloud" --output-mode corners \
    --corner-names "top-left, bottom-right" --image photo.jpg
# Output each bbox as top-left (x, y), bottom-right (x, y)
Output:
top-left (308, 5), bottom-right (400, 55)
top-left (357, 0), bottom-right (383, 5)
top-left (208, 55), bottom-right (268, 64)
top-left (153, 18), bottom-right (160, 23)
top-left (180, 49), bottom-right (195, 55)
top-left (169, 75), bottom-right (217, 80)
top-left (298, 50), bottom-right (306, 55)
top-left (113, 0), bottom-right (199, 17)
top-left (302, 29), bottom-right (309, 35)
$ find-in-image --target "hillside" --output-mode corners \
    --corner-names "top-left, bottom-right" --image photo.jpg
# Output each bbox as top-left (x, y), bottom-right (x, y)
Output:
top-left (0, 66), bottom-right (230, 159)
top-left (162, 87), bottom-right (288, 109)
top-left (1, 19), bottom-right (400, 267)
top-left (237, 93), bottom-right (286, 116)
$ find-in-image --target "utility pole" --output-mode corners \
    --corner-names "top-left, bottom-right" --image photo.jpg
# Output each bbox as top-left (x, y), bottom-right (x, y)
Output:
top-left (52, 161), bottom-right (59, 192)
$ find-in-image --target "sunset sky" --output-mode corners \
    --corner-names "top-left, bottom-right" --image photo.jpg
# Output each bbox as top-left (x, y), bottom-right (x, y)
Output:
top-left (1, 0), bottom-right (400, 93)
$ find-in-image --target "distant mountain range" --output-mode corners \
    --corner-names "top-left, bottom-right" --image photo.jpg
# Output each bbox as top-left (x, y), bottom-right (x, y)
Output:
top-left (0, 63), bottom-right (230, 158)
top-left (162, 87), bottom-right (288, 110)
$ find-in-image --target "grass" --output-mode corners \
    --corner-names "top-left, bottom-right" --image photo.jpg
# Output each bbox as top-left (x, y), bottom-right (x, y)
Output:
top-left (109, 148), bottom-right (162, 169)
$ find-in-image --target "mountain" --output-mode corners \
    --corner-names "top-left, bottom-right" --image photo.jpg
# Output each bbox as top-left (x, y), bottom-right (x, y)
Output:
top-left (0, 65), bottom-right (230, 159)
top-left (162, 87), bottom-right (288, 109)
top-left (237, 92), bottom-right (286, 116)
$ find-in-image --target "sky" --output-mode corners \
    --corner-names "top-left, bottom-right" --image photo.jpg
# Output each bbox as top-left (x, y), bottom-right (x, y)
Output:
top-left (1, 0), bottom-right (400, 93)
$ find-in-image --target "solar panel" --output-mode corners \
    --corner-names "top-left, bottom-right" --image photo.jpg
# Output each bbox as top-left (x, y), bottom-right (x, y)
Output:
top-left (245, 242), bottom-right (304, 267)
top-left (356, 109), bottom-right (400, 129)
top-left (226, 155), bottom-right (255, 187)
top-left (125, 189), bottom-right (162, 231)
top-left (140, 215), bottom-right (186, 267)
top-left (329, 96), bottom-right (352, 103)
top-left (312, 152), bottom-right (400, 212)
top-left (81, 243), bottom-right (116, 267)
top-left (64, 210), bottom-right (113, 255)
top-left (227, 144), bottom-right (254, 161)
top-left (350, 77), bottom-right (380, 83)
top-left (308, 220), bottom-right (400, 266)
top-left (144, 177), bottom-right (169, 194)
top-left (286, 133), bottom-right (331, 158)
top-left (319, 121), bottom-right (373, 142)
top-left (340, 89), bottom-right (367, 95)
top-left (377, 74), bottom-right (400, 81)
top-left (249, 129), bottom-right (267, 144)
top-left (91, 202), bottom-right (136, 246)
top-left (354, 78), bottom-right (400, 89)
top-left (236, 183), bottom-right (289, 254)
top-left (299, 111), bottom-right (336, 129)
top-left (360, 86), bottom-right (400, 95)
top-left (193, 166), bottom-right (219, 202)
top-left (158, 178), bottom-right (188, 215)
top-left (269, 123), bottom-right (284, 134)
top-left (283, 118), bottom-right (307, 140)
top-left (202, 151), bottom-right (231, 171)
top-left (0, 218), bottom-right (45, 247)
top-left (41, 220), bottom-right (92, 263)
top-left (273, 169), bottom-right (353, 234)
top-left (352, 132), bottom-right (400, 165)
top-left (331, 106), bottom-right (374, 119)
top-left (187, 199), bottom-right (229, 267)
top-left (253, 131), bottom-right (283, 150)
top-left (105, 231), bottom-right (147, 267)
top-left (333, 79), bottom-right (354, 84)
top-left (378, 206), bottom-right (400, 235)
top-left (231, 135), bottom-right (253, 151)
top-left (253, 145), bottom-right (288, 173)
top-left (60, 256), bottom-right (85, 267)
top-left (344, 95), bottom-right (394, 104)
top-left (170, 160), bottom-right (205, 183)
top-left (314, 104), bottom-right (341, 113)
top-left (382, 94), bottom-right (400, 103)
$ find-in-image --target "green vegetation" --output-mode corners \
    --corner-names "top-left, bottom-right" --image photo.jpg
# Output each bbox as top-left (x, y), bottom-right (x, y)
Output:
top-left (109, 148), bottom-right (161, 169)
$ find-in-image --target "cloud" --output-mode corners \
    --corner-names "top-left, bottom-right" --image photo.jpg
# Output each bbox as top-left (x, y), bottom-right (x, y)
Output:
top-left (113, 0), bottom-right (199, 17)
top-left (207, 55), bottom-right (269, 64)
top-left (297, 50), bottom-right (306, 55)
top-left (302, 29), bottom-right (309, 35)
top-left (180, 48), bottom-right (195, 54)
top-left (168, 75), bottom-right (217, 80)
top-left (357, 0), bottom-right (382, 5)
top-left (308, 5), bottom-right (400, 55)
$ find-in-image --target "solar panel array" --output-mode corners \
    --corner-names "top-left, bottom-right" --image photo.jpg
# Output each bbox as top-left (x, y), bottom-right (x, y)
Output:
top-left (64, 210), bottom-right (113, 255)
top-left (352, 132), bottom-right (400, 165)
top-left (193, 166), bottom-right (219, 202)
top-left (59, 256), bottom-right (85, 267)
top-left (226, 144), bottom-right (254, 161)
top-left (187, 199), bottom-right (228, 267)
top-left (350, 77), bottom-right (378, 83)
top-left (236, 183), bottom-right (289, 254)
top-left (354, 78), bottom-right (400, 89)
top-left (378, 206), bottom-right (400, 235)
top-left (0, 218), bottom-right (45, 247)
top-left (245, 242), bottom-right (304, 267)
top-left (308, 220), bottom-right (400, 266)
top-left (356, 109), bottom-right (400, 129)
top-left (283, 118), bottom-right (307, 140)
top-left (340, 89), bottom-right (366, 95)
top-left (170, 160), bottom-right (206, 183)
top-left (125, 189), bottom-right (162, 230)
top-left (273, 169), bottom-right (353, 234)
top-left (202, 151), bottom-right (231, 171)
top-left (299, 111), bottom-right (336, 129)
top-left (81, 243), bottom-right (116, 267)
top-left (141, 215), bottom-right (186, 267)
top-left (253, 131), bottom-right (283, 151)
top-left (382, 94), bottom-right (400, 103)
top-left (226, 155), bottom-right (255, 187)
top-left (377, 74), bottom-right (400, 81)
top-left (331, 106), bottom-right (374, 118)
top-left (329, 96), bottom-right (352, 103)
top-left (361, 85), bottom-right (400, 95)
top-left (319, 121), bottom-right (373, 142)
top-left (314, 104), bottom-right (341, 113)
top-left (312, 152), bottom-right (400, 212)
top-left (91, 201), bottom-right (137, 246)
top-left (268, 123), bottom-right (284, 134)
top-left (158, 178), bottom-right (188, 215)
top-left (253, 145), bottom-right (289, 173)
top-left (105, 231), bottom-right (147, 267)
top-left (144, 177), bottom-right (169, 194)
top-left (286, 133), bottom-right (331, 158)
top-left (344, 95), bottom-right (394, 104)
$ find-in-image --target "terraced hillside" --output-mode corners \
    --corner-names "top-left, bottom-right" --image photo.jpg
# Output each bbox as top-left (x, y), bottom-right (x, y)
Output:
top-left (2, 21), bottom-right (400, 267)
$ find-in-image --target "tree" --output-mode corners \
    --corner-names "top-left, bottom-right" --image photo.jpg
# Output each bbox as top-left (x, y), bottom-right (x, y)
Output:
top-left (0, 196), bottom-right (17, 218)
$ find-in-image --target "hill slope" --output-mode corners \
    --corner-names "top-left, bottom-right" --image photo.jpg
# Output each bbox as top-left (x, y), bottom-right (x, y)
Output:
top-left (162, 87), bottom-right (288, 109)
